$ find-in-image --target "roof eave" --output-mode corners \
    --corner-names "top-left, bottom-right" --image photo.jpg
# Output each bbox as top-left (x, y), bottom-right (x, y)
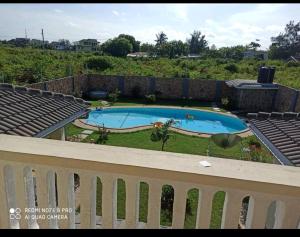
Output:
top-left (250, 124), bottom-right (294, 166)
top-left (35, 108), bottom-right (90, 138)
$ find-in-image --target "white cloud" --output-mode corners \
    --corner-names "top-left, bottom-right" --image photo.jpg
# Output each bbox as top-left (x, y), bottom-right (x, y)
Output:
top-left (167, 4), bottom-right (189, 22)
top-left (54, 9), bottom-right (63, 13)
top-left (112, 10), bottom-right (119, 16)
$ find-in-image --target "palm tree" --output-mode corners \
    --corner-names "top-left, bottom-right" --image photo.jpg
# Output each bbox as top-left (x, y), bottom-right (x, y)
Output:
top-left (150, 119), bottom-right (174, 151)
top-left (187, 30), bottom-right (208, 55)
top-left (155, 31), bottom-right (168, 46)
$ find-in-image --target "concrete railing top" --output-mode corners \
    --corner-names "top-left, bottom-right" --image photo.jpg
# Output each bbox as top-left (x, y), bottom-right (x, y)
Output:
top-left (0, 134), bottom-right (299, 197)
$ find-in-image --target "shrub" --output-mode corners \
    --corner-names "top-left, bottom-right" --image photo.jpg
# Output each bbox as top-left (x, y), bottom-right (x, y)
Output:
top-left (286, 61), bottom-right (299, 67)
top-left (85, 56), bottom-right (113, 71)
top-left (247, 138), bottom-right (261, 150)
top-left (221, 97), bottom-right (229, 109)
top-left (224, 63), bottom-right (239, 73)
top-left (145, 94), bottom-right (156, 103)
top-left (215, 58), bottom-right (227, 65)
top-left (96, 124), bottom-right (109, 144)
top-left (108, 89), bottom-right (121, 104)
top-left (131, 85), bottom-right (142, 98)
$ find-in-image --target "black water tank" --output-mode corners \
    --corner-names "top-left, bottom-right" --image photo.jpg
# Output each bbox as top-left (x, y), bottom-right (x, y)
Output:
top-left (257, 67), bottom-right (269, 83)
top-left (267, 67), bottom-right (276, 84)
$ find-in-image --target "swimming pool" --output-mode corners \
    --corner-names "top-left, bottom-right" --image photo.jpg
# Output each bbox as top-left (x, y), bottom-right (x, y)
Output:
top-left (85, 107), bottom-right (248, 134)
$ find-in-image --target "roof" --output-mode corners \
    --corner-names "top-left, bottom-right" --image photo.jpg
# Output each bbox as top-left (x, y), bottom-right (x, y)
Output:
top-left (248, 112), bottom-right (300, 167)
top-left (127, 52), bottom-right (148, 57)
top-left (0, 83), bottom-right (90, 138)
top-left (226, 79), bottom-right (278, 90)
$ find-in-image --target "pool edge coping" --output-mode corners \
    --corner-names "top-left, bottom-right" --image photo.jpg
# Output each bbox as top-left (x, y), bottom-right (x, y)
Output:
top-left (74, 106), bottom-right (252, 138)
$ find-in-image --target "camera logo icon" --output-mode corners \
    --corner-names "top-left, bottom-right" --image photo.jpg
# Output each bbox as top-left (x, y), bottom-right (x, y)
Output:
top-left (9, 208), bottom-right (21, 220)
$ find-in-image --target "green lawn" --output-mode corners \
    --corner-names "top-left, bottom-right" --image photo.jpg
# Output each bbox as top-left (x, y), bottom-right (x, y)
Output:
top-left (66, 123), bottom-right (274, 228)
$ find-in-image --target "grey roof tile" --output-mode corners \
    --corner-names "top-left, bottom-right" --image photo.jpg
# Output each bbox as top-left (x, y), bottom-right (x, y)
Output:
top-left (0, 83), bottom-right (89, 137)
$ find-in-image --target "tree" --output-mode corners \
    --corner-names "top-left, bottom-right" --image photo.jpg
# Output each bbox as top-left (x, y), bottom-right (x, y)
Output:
top-left (58, 39), bottom-right (71, 50)
top-left (102, 37), bottom-right (133, 57)
top-left (155, 32), bottom-right (168, 57)
top-left (118, 34), bottom-right (140, 52)
top-left (155, 31), bottom-right (168, 46)
top-left (150, 119), bottom-right (175, 151)
top-left (269, 20), bottom-right (300, 59)
top-left (217, 45), bottom-right (247, 60)
top-left (210, 44), bottom-right (217, 50)
top-left (187, 30), bottom-right (208, 54)
top-left (247, 41), bottom-right (261, 51)
top-left (140, 43), bottom-right (156, 56)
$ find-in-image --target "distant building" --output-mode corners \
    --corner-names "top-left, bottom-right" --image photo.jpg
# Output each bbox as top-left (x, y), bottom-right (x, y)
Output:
top-left (50, 40), bottom-right (71, 51)
top-left (74, 39), bottom-right (99, 52)
top-left (243, 50), bottom-right (268, 60)
top-left (127, 52), bottom-right (148, 58)
top-left (30, 39), bottom-right (49, 47)
top-left (180, 54), bottom-right (202, 59)
top-left (8, 38), bottom-right (30, 47)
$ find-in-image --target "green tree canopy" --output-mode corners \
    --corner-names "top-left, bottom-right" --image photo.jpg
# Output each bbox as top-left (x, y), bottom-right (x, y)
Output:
top-left (155, 32), bottom-right (168, 46)
top-left (247, 41), bottom-right (261, 51)
top-left (101, 37), bottom-right (133, 57)
top-left (118, 34), bottom-right (140, 52)
top-left (269, 20), bottom-right (300, 59)
top-left (187, 31), bottom-right (208, 55)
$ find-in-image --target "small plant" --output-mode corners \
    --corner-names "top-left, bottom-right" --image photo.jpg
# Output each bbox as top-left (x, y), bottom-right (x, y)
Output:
top-left (145, 94), bottom-right (156, 103)
top-left (108, 89), bottom-right (121, 105)
top-left (84, 56), bottom-right (113, 71)
top-left (221, 97), bottom-right (230, 109)
top-left (286, 61), bottom-right (299, 67)
top-left (249, 150), bottom-right (262, 162)
top-left (224, 63), bottom-right (239, 73)
top-left (95, 124), bottom-right (109, 144)
top-left (131, 85), bottom-right (142, 98)
top-left (247, 138), bottom-right (261, 150)
top-left (150, 119), bottom-right (175, 151)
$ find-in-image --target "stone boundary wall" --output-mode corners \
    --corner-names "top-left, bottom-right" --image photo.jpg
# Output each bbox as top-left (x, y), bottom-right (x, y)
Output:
top-left (274, 85), bottom-right (300, 112)
top-left (26, 74), bottom-right (300, 112)
top-left (87, 74), bottom-right (220, 101)
top-left (27, 74), bottom-right (88, 97)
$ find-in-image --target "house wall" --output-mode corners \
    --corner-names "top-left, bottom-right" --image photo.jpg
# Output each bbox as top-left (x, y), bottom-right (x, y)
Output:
top-left (235, 89), bottom-right (278, 112)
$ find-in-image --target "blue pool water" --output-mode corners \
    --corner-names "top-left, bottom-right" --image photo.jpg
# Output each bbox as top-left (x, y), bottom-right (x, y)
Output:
top-left (85, 107), bottom-right (248, 134)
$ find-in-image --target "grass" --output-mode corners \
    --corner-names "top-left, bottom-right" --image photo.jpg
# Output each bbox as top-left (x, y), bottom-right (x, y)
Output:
top-left (79, 129), bottom-right (273, 162)
top-left (67, 123), bottom-right (274, 228)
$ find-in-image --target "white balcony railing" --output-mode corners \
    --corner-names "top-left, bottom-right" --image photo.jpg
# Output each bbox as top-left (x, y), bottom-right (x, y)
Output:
top-left (0, 134), bottom-right (299, 229)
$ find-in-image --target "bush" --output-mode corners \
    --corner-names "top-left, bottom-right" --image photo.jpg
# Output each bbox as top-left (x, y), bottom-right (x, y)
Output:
top-left (85, 56), bottom-right (113, 71)
top-left (145, 94), bottom-right (156, 103)
top-left (221, 97), bottom-right (229, 109)
top-left (96, 124), bottom-right (109, 144)
top-left (108, 89), bottom-right (121, 104)
top-left (131, 85), bottom-right (142, 98)
top-left (224, 63), bottom-right (239, 73)
top-left (286, 61), bottom-right (299, 67)
top-left (248, 138), bottom-right (261, 149)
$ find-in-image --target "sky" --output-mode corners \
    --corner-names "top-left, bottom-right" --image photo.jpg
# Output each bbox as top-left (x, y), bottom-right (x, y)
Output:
top-left (0, 3), bottom-right (299, 50)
